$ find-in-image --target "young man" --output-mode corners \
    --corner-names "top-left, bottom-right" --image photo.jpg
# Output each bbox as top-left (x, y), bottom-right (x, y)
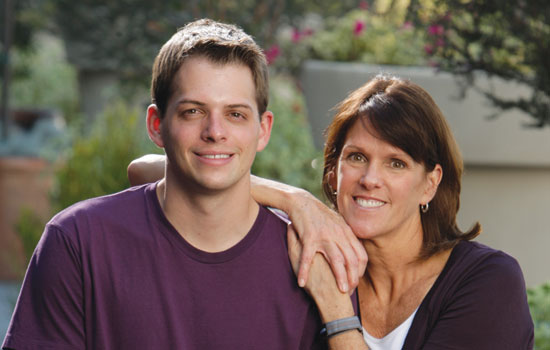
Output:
top-left (3, 19), bottom-right (330, 349)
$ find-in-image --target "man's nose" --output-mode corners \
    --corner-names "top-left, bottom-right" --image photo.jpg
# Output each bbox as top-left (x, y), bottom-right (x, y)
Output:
top-left (201, 113), bottom-right (227, 142)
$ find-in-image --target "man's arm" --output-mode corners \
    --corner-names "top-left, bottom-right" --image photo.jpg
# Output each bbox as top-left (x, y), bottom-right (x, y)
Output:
top-left (127, 154), bottom-right (367, 292)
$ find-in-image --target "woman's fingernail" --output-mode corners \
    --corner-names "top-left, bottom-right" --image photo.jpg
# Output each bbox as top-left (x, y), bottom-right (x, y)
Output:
top-left (299, 278), bottom-right (305, 287)
top-left (341, 282), bottom-right (348, 292)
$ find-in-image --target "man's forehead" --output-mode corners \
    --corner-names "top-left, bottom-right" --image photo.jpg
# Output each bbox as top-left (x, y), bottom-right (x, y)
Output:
top-left (173, 59), bottom-right (256, 98)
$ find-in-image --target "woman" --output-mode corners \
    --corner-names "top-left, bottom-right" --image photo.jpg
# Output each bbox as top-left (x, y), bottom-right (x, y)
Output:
top-left (128, 75), bottom-right (534, 349)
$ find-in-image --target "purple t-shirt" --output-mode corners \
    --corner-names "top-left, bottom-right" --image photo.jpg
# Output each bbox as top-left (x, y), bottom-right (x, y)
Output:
top-left (3, 183), bottom-right (325, 349)
top-left (402, 240), bottom-right (534, 349)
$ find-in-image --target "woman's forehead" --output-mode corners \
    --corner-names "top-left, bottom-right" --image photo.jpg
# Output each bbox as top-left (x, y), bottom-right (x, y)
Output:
top-left (343, 118), bottom-right (410, 156)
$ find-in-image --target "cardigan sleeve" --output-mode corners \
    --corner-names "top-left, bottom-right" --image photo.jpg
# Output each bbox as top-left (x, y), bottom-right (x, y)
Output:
top-left (421, 251), bottom-right (534, 350)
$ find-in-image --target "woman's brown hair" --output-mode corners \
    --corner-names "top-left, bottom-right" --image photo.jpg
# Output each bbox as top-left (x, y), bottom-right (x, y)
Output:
top-left (322, 74), bottom-right (481, 258)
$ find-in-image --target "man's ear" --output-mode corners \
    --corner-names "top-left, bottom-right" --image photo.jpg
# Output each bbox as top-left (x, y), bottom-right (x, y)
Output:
top-left (146, 104), bottom-right (164, 148)
top-left (256, 110), bottom-right (274, 152)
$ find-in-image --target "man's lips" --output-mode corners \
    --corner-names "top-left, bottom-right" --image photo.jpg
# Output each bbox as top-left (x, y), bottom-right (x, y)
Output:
top-left (200, 154), bottom-right (231, 159)
top-left (195, 151), bottom-right (235, 162)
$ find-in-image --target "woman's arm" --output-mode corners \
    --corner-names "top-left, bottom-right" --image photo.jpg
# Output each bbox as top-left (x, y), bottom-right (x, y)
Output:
top-left (251, 175), bottom-right (367, 293)
top-left (126, 154), bottom-right (166, 186)
top-left (287, 226), bottom-right (368, 350)
top-left (127, 154), bottom-right (165, 185)
top-left (127, 154), bottom-right (368, 293)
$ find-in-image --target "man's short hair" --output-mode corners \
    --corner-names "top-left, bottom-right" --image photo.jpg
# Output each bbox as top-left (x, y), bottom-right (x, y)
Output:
top-left (151, 18), bottom-right (269, 118)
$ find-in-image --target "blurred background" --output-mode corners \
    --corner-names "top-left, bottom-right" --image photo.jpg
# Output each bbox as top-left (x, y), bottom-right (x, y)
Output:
top-left (0, 0), bottom-right (549, 346)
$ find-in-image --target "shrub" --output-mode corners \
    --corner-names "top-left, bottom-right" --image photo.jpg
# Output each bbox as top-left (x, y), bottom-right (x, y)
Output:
top-left (528, 282), bottom-right (550, 349)
top-left (9, 33), bottom-right (79, 124)
top-left (51, 101), bottom-right (162, 211)
top-left (252, 75), bottom-right (322, 198)
top-left (14, 208), bottom-right (45, 262)
top-left (271, 4), bottom-right (427, 74)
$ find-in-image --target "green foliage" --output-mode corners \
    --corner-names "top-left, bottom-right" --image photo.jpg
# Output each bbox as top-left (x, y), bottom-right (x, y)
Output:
top-left (51, 101), bottom-right (162, 211)
top-left (310, 10), bottom-right (425, 64)
top-left (252, 75), bottom-right (322, 198)
top-left (528, 282), bottom-right (550, 349)
top-left (10, 0), bottom-right (360, 85)
top-left (9, 33), bottom-right (79, 122)
top-left (14, 208), bottom-right (45, 262)
top-left (411, 0), bottom-right (550, 127)
top-left (271, 2), bottom-right (427, 74)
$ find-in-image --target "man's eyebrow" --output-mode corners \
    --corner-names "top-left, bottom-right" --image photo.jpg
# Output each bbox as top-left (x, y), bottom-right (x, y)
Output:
top-left (226, 104), bottom-right (253, 111)
top-left (177, 99), bottom-right (206, 106)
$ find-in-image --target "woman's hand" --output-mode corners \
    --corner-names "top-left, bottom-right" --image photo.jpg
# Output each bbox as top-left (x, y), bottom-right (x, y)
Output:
top-left (288, 226), bottom-right (368, 350)
top-left (287, 225), bottom-right (356, 320)
top-left (287, 225), bottom-right (341, 300)
top-left (286, 189), bottom-right (367, 293)
top-left (251, 175), bottom-right (368, 292)
top-left (251, 175), bottom-right (367, 293)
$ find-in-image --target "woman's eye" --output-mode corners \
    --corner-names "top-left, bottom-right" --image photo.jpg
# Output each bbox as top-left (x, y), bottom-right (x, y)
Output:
top-left (348, 153), bottom-right (365, 162)
top-left (390, 159), bottom-right (406, 169)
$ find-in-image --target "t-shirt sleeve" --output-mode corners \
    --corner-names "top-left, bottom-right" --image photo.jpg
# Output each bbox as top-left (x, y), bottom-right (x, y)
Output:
top-left (422, 252), bottom-right (534, 350)
top-left (2, 224), bottom-right (85, 350)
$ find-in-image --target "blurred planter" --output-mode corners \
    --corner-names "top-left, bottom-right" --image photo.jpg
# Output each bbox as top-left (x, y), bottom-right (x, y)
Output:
top-left (0, 108), bottom-right (62, 280)
top-left (300, 59), bottom-right (550, 167)
top-left (0, 157), bottom-right (54, 280)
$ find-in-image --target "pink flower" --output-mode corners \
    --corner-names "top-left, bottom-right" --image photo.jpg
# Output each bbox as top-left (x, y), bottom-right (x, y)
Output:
top-left (359, 1), bottom-right (369, 10)
top-left (302, 28), bottom-right (314, 37)
top-left (291, 28), bottom-right (301, 43)
top-left (428, 24), bottom-right (444, 36)
top-left (424, 44), bottom-right (434, 55)
top-left (435, 37), bottom-right (445, 47)
top-left (353, 20), bottom-right (366, 36)
top-left (264, 45), bottom-right (280, 65)
top-left (401, 21), bottom-right (413, 30)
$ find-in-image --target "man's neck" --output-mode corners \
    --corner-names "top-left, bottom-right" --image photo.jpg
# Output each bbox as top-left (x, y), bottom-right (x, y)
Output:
top-left (156, 175), bottom-right (260, 253)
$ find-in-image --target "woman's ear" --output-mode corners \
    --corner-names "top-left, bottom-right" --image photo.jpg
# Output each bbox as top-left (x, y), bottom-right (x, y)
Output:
top-left (146, 104), bottom-right (164, 148)
top-left (423, 164), bottom-right (443, 203)
top-left (328, 168), bottom-right (338, 194)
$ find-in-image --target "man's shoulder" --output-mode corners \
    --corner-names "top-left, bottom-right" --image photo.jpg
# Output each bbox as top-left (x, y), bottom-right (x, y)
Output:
top-left (259, 206), bottom-right (291, 233)
top-left (49, 183), bottom-right (154, 228)
top-left (265, 207), bottom-right (291, 225)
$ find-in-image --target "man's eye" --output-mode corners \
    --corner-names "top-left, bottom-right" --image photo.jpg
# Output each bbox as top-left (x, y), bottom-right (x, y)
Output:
top-left (230, 112), bottom-right (244, 119)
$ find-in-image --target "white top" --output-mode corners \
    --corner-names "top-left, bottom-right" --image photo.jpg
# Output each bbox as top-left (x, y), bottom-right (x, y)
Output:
top-left (362, 308), bottom-right (418, 350)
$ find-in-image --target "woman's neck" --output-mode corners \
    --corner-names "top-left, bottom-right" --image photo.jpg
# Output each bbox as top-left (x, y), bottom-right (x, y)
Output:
top-left (361, 237), bottom-right (452, 304)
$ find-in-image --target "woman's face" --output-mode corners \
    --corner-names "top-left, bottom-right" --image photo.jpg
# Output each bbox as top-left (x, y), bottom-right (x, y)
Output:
top-left (332, 119), bottom-right (441, 242)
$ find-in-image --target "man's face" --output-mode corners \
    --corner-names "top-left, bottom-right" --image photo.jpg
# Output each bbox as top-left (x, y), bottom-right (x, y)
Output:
top-left (150, 56), bottom-right (272, 194)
